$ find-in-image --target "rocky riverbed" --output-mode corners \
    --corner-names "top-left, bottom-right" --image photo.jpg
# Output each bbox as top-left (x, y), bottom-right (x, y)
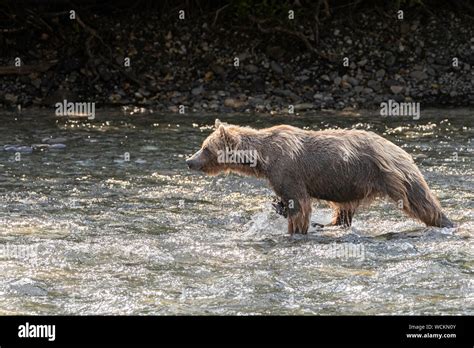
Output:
top-left (1, 5), bottom-right (473, 113)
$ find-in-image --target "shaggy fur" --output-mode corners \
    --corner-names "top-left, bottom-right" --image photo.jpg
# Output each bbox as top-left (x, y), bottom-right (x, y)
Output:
top-left (187, 119), bottom-right (454, 234)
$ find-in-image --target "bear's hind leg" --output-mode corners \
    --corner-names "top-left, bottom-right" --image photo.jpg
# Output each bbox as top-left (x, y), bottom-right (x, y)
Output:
top-left (331, 208), bottom-right (353, 227)
top-left (327, 202), bottom-right (359, 227)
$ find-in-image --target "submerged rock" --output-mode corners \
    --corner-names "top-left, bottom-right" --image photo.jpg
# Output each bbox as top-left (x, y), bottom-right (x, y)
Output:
top-left (10, 279), bottom-right (48, 296)
top-left (42, 137), bottom-right (67, 144)
top-left (3, 145), bottom-right (33, 153)
top-left (32, 144), bottom-right (51, 150)
top-left (49, 143), bottom-right (67, 149)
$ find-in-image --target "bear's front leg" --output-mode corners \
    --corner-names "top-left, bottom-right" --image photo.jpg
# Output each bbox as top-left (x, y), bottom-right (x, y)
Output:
top-left (272, 197), bottom-right (288, 218)
top-left (286, 197), bottom-right (312, 235)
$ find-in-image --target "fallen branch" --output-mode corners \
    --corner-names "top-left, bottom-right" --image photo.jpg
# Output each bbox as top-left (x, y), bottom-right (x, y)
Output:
top-left (212, 3), bottom-right (230, 27)
top-left (0, 61), bottom-right (57, 75)
top-left (75, 14), bottom-right (111, 56)
top-left (248, 15), bottom-right (328, 59)
top-left (0, 27), bottom-right (25, 33)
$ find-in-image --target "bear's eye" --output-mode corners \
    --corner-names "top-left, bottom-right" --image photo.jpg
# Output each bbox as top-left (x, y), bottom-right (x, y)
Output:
top-left (202, 147), bottom-right (211, 155)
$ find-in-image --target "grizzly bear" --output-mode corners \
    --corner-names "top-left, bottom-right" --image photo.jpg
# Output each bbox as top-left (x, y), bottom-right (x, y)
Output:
top-left (186, 119), bottom-right (454, 234)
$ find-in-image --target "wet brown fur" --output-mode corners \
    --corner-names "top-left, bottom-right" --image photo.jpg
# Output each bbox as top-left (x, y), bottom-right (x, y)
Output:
top-left (187, 121), bottom-right (453, 234)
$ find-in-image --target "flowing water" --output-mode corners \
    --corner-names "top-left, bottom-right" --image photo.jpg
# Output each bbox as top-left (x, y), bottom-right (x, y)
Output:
top-left (0, 108), bottom-right (472, 315)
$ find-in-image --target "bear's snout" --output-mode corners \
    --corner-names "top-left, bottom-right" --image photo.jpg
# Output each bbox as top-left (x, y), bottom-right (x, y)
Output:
top-left (186, 158), bottom-right (200, 170)
top-left (186, 149), bottom-right (204, 171)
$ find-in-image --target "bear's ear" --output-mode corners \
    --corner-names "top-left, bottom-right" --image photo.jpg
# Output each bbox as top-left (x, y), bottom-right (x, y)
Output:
top-left (218, 124), bottom-right (227, 138)
top-left (218, 125), bottom-right (240, 148)
top-left (215, 119), bottom-right (230, 128)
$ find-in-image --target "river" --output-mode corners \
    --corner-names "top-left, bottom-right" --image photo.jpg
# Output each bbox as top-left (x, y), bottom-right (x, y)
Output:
top-left (0, 108), bottom-right (472, 314)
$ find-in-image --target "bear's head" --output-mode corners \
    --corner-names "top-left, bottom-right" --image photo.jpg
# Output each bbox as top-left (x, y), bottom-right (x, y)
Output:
top-left (186, 119), bottom-right (261, 176)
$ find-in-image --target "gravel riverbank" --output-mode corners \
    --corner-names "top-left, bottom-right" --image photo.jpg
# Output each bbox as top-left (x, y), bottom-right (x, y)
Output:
top-left (1, 4), bottom-right (473, 113)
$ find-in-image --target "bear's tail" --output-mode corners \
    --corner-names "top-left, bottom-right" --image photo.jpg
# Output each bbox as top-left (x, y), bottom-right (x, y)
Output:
top-left (370, 138), bottom-right (453, 228)
top-left (400, 175), bottom-right (454, 228)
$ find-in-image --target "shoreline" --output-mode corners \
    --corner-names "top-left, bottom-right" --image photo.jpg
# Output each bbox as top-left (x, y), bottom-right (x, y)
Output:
top-left (0, 106), bottom-right (470, 120)
top-left (1, 3), bottom-right (473, 113)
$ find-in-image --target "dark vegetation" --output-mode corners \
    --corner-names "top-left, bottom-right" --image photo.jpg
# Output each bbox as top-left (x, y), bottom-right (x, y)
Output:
top-left (0, 0), bottom-right (473, 111)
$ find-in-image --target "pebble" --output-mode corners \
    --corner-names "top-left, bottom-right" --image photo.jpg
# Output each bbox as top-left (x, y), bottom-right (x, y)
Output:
top-left (367, 80), bottom-right (381, 91)
top-left (270, 61), bottom-right (283, 75)
top-left (385, 54), bottom-right (396, 66)
top-left (390, 85), bottom-right (404, 94)
top-left (191, 85), bottom-right (204, 96)
top-left (294, 103), bottom-right (315, 111)
top-left (347, 77), bottom-right (359, 86)
top-left (410, 70), bottom-right (428, 81)
top-left (375, 69), bottom-right (386, 79)
top-left (244, 64), bottom-right (259, 73)
top-left (224, 98), bottom-right (246, 109)
top-left (4, 93), bottom-right (18, 103)
top-left (320, 74), bottom-right (331, 82)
